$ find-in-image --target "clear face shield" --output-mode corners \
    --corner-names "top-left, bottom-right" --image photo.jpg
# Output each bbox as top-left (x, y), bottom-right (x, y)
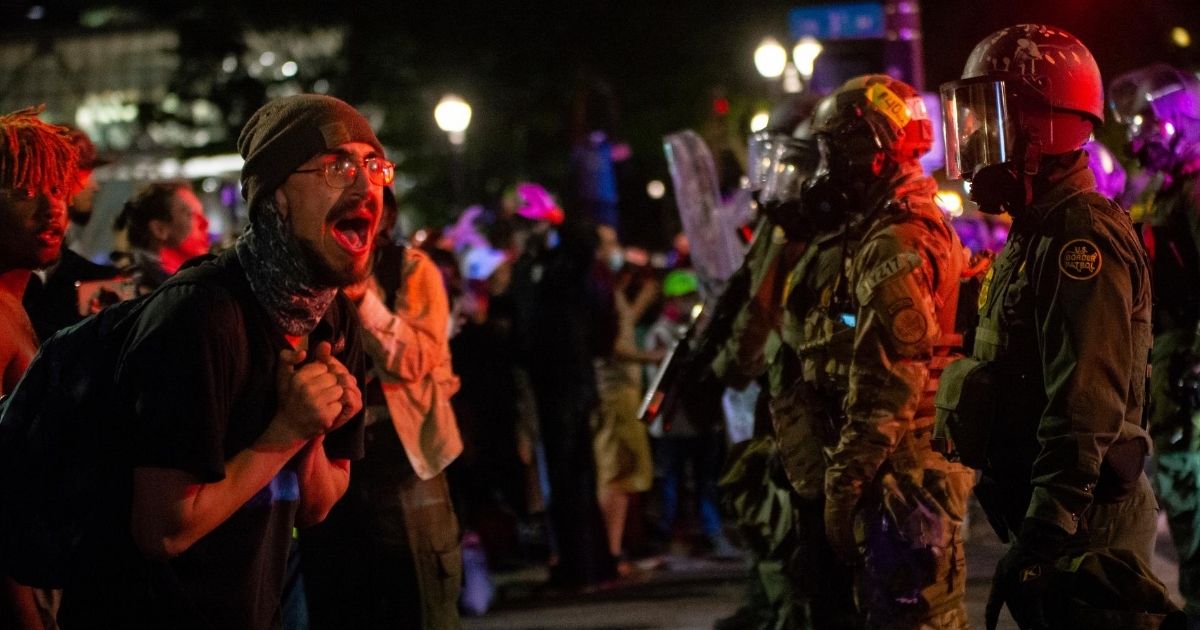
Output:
top-left (746, 132), bottom-right (778, 192)
top-left (940, 77), bottom-right (1017, 180)
top-left (759, 136), bottom-right (820, 207)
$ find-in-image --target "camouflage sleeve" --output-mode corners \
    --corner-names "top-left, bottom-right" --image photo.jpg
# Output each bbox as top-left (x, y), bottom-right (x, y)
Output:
top-left (824, 227), bottom-right (940, 516)
top-left (1027, 209), bottom-right (1141, 534)
top-left (712, 227), bottom-right (793, 387)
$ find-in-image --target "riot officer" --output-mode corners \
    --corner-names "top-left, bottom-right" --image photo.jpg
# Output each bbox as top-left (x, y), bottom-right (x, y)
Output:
top-left (779, 75), bottom-right (971, 629)
top-left (938, 25), bottom-right (1168, 628)
top-left (1110, 63), bottom-right (1200, 620)
top-left (712, 98), bottom-right (863, 630)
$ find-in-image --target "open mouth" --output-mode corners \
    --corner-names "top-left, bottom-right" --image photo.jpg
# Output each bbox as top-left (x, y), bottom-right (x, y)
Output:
top-left (36, 225), bottom-right (65, 245)
top-left (331, 215), bottom-right (372, 254)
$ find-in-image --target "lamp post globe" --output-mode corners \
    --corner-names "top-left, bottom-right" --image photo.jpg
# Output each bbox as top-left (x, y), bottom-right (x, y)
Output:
top-left (792, 37), bottom-right (824, 79)
top-left (754, 37), bottom-right (788, 79)
top-left (434, 93), bottom-right (472, 144)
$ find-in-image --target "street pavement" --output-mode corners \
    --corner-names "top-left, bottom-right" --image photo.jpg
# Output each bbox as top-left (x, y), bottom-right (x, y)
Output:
top-left (464, 502), bottom-right (1183, 630)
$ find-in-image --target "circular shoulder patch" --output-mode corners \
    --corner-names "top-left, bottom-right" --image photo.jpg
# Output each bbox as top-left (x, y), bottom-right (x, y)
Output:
top-left (1058, 239), bottom-right (1102, 280)
top-left (891, 307), bottom-right (928, 345)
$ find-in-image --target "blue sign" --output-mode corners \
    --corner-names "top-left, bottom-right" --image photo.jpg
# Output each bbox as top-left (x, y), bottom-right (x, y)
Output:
top-left (788, 2), bottom-right (886, 40)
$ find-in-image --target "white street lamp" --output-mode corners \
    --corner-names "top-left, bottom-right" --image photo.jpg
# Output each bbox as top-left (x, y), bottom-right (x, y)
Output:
top-left (749, 111), bottom-right (771, 133)
top-left (434, 94), bottom-right (472, 145)
top-left (754, 37), bottom-right (788, 79)
top-left (792, 36), bottom-right (824, 80)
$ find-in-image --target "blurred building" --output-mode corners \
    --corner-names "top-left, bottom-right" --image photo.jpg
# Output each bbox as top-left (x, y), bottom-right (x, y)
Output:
top-left (0, 22), bottom-right (345, 259)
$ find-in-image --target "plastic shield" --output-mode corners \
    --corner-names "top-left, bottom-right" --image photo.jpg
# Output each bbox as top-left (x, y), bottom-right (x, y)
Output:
top-left (663, 130), bottom-right (747, 297)
top-left (940, 78), bottom-right (1015, 180)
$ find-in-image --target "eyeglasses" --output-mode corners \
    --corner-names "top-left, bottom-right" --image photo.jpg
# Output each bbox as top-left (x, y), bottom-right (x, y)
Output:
top-left (294, 156), bottom-right (395, 189)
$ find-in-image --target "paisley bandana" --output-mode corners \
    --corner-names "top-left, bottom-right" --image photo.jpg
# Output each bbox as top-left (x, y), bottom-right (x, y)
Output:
top-left (235, 200), bottom-right (336, 336)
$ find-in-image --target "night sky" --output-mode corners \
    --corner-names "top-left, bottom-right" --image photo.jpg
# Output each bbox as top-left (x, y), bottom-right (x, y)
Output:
top-left (2, 0), bottom-right (1196, 233)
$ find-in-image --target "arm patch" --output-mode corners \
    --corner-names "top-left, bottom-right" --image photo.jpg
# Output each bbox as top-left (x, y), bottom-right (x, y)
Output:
top-left (1058, 239), bottom-right (1102, 280)
top-left (856, 251), bottom-right (922, 305)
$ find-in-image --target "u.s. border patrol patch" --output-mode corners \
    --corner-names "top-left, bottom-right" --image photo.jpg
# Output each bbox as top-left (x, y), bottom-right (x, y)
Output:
top-left (1058, 239), bottom-right (1102, 280)
top-left (891, 307), bottom-right (928, 344)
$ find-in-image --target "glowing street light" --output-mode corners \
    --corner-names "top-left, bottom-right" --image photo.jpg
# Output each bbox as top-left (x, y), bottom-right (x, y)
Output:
top-left (434, 94), bottom-right (472, 145)
top-left (792, 37), bottom-right (824, 79)
top-left (646, 180), bottom-right (666, 200)
top-left (750, 111), bottom-right (771, 133)
top-left (1172, 26), bottom-right (1192, 48)
top-left (754, 37), bottom-right (788, 79)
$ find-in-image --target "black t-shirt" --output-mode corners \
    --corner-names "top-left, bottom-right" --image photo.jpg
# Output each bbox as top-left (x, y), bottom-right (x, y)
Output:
top-left (23, 247), bottom-right (123, 342)
top-left (61, 250), bottom-right (365, 630)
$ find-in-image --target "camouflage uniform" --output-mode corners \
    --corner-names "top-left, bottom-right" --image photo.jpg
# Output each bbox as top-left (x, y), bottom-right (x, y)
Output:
top-left (813, 164), bottom-right (972, 629)
top-left (1138, 170), bottom-right (1200, 613)
top-left (964, 153), bottom-right (1158, 566)
top-left (714, 219), bottom-right (860, 630)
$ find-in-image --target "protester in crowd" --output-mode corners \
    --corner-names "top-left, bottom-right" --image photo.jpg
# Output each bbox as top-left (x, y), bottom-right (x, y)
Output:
top-left (0, 105), bottom-right (78, 630)
top-left (644, 268), bottom-right (735, 558)
top-left (449, 248), bottom-right (530, 559)
top-left (58, 93), bottom-right (376, 629)
top-left (22, 125), bottom-right (122, 342)
top-left (592, 225), bottom-right (661, 573)
top-left (112, 180), bottom-right (210, 292)
top-left (302, 186), bottom-right (465, 629)
top-left (509, 182), bottom-right (618, 588)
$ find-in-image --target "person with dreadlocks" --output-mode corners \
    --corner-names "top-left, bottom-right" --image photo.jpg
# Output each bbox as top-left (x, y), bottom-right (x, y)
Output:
top-left (0, 104), bottom-right (77, 630)
top-left (57, 94), bottom-right (381, 629)
top-left (0, 106), bottom-right (76, 394)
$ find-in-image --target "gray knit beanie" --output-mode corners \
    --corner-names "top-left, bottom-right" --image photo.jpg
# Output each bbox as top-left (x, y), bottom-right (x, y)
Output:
top-left (237, 94), bottom-right (384, 213)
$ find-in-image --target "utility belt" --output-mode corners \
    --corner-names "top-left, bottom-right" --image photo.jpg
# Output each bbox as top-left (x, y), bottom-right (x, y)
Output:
top-left (933, 356), bottom-right (1151, 537)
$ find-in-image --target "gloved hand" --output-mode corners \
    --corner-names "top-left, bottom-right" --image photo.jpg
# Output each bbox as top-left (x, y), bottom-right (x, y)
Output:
top-left (985, 519), bottom-right (1068, 630)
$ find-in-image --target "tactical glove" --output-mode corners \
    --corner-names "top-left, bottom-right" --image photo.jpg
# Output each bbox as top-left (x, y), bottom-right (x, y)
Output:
top-left (985, 519), bottom-right (1068, 630)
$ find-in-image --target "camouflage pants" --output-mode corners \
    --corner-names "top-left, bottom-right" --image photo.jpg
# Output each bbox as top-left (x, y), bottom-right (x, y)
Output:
top-left (719, 438), bottom-right (860, 629)
top-left (856, 464), bottom-right (973, 630)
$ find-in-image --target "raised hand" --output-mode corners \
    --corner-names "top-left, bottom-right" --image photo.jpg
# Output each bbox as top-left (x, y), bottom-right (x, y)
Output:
top-left (309, 341), bottom-right (362, 430)
top-left (269, 345), bottom-right (346, 443)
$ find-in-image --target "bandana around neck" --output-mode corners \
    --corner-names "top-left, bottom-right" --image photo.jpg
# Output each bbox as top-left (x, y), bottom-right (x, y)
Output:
top-left (235, 200), bottom-right (336, 337)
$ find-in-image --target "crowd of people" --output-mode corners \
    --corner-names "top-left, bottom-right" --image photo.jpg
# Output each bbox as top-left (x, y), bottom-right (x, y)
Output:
top-left (0, 20), bottom-right (1198, 630)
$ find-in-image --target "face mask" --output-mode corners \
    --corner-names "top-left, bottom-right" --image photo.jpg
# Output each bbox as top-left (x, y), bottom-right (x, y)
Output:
top-left (795, 174), bottom-right (852, 234)
top-left (968, 162), bottom-right (1027, 216)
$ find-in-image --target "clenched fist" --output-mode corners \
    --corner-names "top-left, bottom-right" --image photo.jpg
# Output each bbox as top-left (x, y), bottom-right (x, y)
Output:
top-left (268, 341), bottom-right (361, 443)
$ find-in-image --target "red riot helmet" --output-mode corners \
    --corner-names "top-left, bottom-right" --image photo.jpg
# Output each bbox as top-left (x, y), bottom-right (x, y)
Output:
top-left (941, 25), bottom-right (1102, 213)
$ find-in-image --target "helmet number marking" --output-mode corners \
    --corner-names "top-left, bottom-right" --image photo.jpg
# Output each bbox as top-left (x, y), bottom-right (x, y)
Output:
top-left (866, 84), bottom-right (912, 129)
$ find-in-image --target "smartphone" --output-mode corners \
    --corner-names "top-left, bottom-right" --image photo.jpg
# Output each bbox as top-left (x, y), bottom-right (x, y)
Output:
top-left (75, 276), bottom-right (138, 316)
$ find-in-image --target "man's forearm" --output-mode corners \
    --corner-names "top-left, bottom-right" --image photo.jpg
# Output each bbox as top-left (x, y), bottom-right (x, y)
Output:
top-left (131, 424), bottom-right (308, 560)
top-left (295, 436), bottom-right (351, 527)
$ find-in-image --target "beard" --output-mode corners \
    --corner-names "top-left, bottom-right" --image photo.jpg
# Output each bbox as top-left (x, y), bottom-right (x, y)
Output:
top-left (294, 192), bottom-right (376, 287)
top-left (293, 235), bottom-right (370, 288)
